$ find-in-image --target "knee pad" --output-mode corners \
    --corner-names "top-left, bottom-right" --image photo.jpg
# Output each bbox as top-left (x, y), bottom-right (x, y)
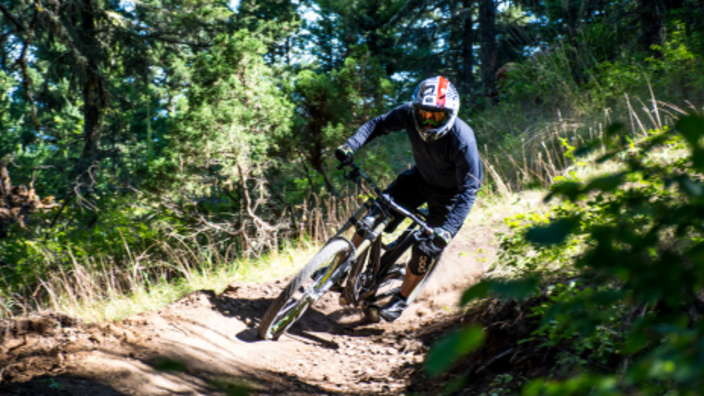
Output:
top-left (408, 243), bottom-right (436, 276)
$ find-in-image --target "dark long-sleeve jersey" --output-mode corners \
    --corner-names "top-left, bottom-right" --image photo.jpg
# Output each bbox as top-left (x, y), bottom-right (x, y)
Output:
top-left (345, 104), bottom-right (483, 236)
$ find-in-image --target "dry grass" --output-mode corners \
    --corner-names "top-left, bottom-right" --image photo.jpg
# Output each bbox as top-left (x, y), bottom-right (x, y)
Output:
top-left (1, 242), bottom-right (322, 322)
top-left (479, 94), bottom-right (698, 196)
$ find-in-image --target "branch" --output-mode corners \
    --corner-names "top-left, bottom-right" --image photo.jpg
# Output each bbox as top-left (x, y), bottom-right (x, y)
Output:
top-left (381, 0), bottom-right (416, 30)
top-left (206, 165), bottom-right (241, 208)
top-left (17, 7), bottom-right (40, 132)
top-left (0, 157), bottom-right (13, 209)
top-left (237, 164), bottom-right (277, 232)
top-left (144, 34), bottom-right (212, 48)
top-left (393, 0), bottom-right (433, 46)
top-left (0, 2), bottom-right (26, 32)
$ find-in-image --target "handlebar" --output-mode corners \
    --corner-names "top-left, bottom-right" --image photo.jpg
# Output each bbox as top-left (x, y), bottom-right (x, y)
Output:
top-left (338, 162), bottom-right (434, 234)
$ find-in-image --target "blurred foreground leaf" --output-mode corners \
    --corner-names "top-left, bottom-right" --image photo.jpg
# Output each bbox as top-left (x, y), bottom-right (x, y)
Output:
top-left (460, 278), bottom-right (539, 305)
top-left (525, 218), bottom-right (577, 245)
top-left (425, 325), bottom-right (485, 377)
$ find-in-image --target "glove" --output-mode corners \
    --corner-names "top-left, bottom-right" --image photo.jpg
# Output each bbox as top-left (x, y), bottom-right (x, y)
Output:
top-left (416, 227), bottom-right (451, 260)
top-left (431, 227), bottom-right (452, 249)
top-left (417, 237), bottom-right (444, 260)
top-left (335, 144), bottom-right (354, 165)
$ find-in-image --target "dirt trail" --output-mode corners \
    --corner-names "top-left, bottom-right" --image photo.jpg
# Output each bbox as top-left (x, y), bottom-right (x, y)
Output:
top-left (0, 231), bottom-right (492, 395)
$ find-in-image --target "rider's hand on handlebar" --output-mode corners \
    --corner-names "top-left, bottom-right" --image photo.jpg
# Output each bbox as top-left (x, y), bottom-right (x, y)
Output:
top-left (417, 227), bottom-right (451, 259)
top-left (431, 227), bottom-right (452, 248)
top-left (335, 144), bottom-right (354, 165)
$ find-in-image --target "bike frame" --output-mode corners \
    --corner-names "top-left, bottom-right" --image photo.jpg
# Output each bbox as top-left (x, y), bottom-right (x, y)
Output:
top-left (318, 162), bottom-right (435, 307)
top-left (260, 162), bottom-right (439, 339)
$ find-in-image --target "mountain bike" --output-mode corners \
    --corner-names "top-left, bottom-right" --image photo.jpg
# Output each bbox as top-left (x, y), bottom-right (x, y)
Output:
top-left (258, 162), bottom-right (441, 340)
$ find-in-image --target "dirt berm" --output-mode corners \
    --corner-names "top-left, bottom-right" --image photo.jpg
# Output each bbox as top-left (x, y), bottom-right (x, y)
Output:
top-left (0, 234), bottom-right (493, 395)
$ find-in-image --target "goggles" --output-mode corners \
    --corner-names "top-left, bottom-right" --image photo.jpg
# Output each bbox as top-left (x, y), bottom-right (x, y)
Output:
top-left (414, 107), bottom-right (450, 128)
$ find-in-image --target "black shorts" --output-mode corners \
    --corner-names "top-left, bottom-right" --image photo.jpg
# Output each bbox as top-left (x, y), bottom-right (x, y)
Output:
top-left (382, 166), bottom-right (460, 233)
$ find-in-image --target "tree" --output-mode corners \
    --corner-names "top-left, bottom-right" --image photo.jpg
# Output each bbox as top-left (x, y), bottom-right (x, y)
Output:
top-left (0, 0), bottom-right (234, 200)
top-left (161, 31), bottom-right (294, 201)
top-left (291, 46), bottom-right (394, 195)
top-left (458, 0), bottom-right (475, 97)
top-left (479, 0), bottom-right (497, 95)
top-left (234, 0), bottom-right (302, 65)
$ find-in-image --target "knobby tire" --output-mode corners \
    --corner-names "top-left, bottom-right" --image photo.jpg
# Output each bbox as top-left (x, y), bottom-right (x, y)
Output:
top-left (258, 239), bottom-right (351, 340)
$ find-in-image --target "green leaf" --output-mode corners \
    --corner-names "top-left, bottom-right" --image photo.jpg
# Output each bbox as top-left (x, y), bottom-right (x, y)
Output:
top-left (584, 173), bottom-right (626, 193)
top-left (490, 277), bottom-right (540, 299)
top-left (692, 147), bottom-right (704, 170)
top-left (460, 278), bottom-right (538, 305)
top-left (460, 281), bottom-right (490, 305)
top-left (623, 329), bottom-right (649, 354)
top-left (425, 325), bottom-right (485, 376)
top-left (590, 290), bottom-right (626, 305)
top-left (525, 218), bottom-right (577, 245)
top-left (685, 241), bottom-right (704, 262)
top-left (547, 181), bottom-right (582, 202)
top-left (675, 115), bottom-right (704, 147)
top-left (677, 175), bottom-right (704, 197)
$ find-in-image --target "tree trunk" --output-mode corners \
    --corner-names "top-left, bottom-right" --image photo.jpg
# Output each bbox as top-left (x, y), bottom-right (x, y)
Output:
top-left (315, 164), bottom-right (337, 198)
top-left (640, 0), bottom-right (666, 58)
top-left (479, 0), bottom-right (496, 96)
top-left (71, 0), bottom-right (105, 182)
top-left (563, 2), bottom-right (585, 84)
top-left (309, 139), bottom-right (337, 196)
top-left (460, 0), bottom-right (474, 97)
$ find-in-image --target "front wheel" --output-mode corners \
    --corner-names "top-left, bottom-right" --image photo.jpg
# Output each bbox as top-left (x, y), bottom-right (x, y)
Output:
top-left (258, 239), bottom-right (351, 340)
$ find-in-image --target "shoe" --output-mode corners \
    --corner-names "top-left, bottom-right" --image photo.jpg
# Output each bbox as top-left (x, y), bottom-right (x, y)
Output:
top-left (379, 293), bottom-right (408, 322)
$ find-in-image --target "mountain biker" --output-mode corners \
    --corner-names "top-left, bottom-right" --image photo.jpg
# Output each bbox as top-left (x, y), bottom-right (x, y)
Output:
top-left (334, 76), bottom-right (483, 322)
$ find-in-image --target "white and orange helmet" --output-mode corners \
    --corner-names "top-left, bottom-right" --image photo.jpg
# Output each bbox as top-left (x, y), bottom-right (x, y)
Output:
top-left (410, 76), bottom-right (460, 142)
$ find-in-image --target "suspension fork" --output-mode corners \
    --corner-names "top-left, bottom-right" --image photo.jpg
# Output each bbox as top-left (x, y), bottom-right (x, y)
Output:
top-left (332, 199), bottom-right (374, 238)
top-left (354, 216), bottom-right (390, 262)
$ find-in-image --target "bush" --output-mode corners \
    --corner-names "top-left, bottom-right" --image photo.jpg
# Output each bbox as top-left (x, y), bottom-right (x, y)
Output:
top-left (429, 115), bottom-right (704, 394)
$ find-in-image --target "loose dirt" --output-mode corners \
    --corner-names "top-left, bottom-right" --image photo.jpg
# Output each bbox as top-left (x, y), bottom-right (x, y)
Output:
top-left (0, 229), bottom-right (492, 395)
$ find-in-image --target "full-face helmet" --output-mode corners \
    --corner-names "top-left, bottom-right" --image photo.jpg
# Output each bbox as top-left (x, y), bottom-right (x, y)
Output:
top-left (411, 76), bottom-right (460, 142)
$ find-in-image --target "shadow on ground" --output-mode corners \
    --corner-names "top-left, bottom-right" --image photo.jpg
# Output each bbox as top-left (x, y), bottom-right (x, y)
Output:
top-left (0, 375), bottom-right (127, 396)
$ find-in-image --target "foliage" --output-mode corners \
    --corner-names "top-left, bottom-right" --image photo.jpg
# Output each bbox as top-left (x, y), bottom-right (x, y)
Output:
top-left (434, 115), bottom-right (704, 394)
top-left (287, 45), bottom-right (394, 194)
top-left (518, 116), bottom-right (704, 394)
top-left (157, 30), bottom-right (294, 196)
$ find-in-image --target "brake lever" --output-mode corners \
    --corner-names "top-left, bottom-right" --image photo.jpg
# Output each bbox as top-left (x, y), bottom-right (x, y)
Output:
top-left (338, 162), bottom-right (360, 183)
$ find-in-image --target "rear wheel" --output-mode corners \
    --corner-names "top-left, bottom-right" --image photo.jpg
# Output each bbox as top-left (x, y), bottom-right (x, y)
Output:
top-left (258, 239), bottom-right (351, 340)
